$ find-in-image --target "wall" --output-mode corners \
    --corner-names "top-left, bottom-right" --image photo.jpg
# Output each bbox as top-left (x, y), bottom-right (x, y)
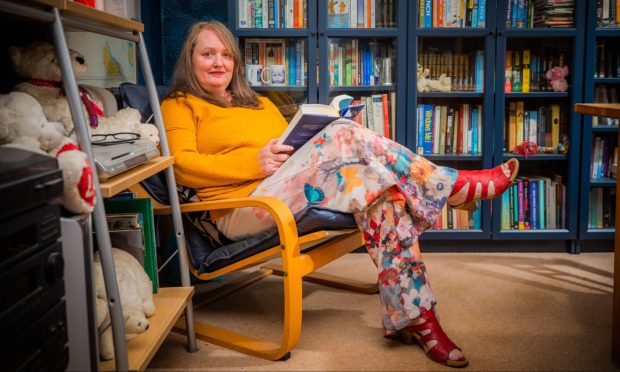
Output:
top-left (142, 0), bottom-right (228, 85)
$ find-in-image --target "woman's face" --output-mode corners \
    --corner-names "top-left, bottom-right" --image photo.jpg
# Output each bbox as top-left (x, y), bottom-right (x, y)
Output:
top-left (192, 29), bottom-right (234, 96)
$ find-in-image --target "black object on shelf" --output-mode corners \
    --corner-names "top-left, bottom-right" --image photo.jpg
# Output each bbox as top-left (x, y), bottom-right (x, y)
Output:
top-left (0, 146), bottom-right (67, 372)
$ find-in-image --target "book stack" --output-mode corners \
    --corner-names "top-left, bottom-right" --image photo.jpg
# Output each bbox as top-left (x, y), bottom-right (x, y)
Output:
top-left (594, 40), bottom-right (620, 79)
top-left (328, 0), bottom-right (397, 28)
top-left (416, 103), bottom-right (482, 155)
top-left (532, 0), bottom-right (574, 28)
top-left (589, 188), bottom-right (616, 229)
top-left (328, 39), bottom-right (394, 86)
top-left (238, 0), bottom-right (307, 28)
top-left (504, 102), bottom-right (565, 152)
top-left (350, 93), bottom-right (396, 140)
top-left (596, 0), bottom-right (620, 27)
top-left (431, 205), bottom-right (481, 230)
top-left (418, 0), bottom-right (487, 29)
top-left (501, 175), bottom-right (566, 230)
top-left (591, 136), bottom-right (617, 180)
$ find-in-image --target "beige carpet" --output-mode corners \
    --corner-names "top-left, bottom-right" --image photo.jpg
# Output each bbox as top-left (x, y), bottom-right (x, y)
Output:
top-left (147, 252), bottom-right (618, 371)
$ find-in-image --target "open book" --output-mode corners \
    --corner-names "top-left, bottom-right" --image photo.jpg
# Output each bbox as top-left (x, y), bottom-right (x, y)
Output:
top-left (277, 95), bottom-right (364, 151)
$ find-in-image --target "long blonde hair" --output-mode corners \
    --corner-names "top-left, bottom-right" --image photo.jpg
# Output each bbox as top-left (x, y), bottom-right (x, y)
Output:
top-left (166, 21), bottom-right (261, 108)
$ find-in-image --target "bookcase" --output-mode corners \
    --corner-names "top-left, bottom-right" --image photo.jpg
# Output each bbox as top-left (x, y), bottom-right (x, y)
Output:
top-left (409, 1), bottom-right (497, 239)
top-left (150, 0), bottom-right (608, 251)
top-left (228, 0), bottom-right (408, 144)
top-left (492, 0), bottom-right (586, 249)
top-left (578, 0), bottom-right (620, 247)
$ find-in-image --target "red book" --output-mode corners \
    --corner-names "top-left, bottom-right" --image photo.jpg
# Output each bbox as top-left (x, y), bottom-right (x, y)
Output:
top-left (75, 0), bottom-right (95, 7)
top-left (381, 94), bottom-right (390, 138)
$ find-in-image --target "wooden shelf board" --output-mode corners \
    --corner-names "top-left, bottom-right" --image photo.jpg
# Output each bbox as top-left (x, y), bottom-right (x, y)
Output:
top-left (575, 103), bottom-right (620, 119)
top-left (99, 156), bottom-right (174, 198)
top-left (62, 1), bottom-right (143, 32)
top-left (99, 286), bottom-right (194, 372)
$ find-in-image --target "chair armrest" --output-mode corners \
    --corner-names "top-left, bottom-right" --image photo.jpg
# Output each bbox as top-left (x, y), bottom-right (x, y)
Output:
top-left (158, 196), bottom-right (301, 255)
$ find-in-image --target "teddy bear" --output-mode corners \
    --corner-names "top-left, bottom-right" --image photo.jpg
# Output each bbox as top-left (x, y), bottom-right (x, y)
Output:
top-left (9, 42), bottom-right (160, 145)
top-left (417, 63), bottom-right (452, 93)
top-left (0, 91), bottom-right (96, 214)
top-left (94, 248), bottom-right (155, 360)
top-left (545, 65), bottom-right (569, 92)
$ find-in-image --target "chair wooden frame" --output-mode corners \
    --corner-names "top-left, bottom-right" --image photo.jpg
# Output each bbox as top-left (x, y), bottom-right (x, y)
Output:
top-left (129, 183), bottom-right (379, 361)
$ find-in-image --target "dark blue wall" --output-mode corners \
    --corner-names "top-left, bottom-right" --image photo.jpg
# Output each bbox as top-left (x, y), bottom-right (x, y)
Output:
top-left (142, 0), bottom-right (228, 85)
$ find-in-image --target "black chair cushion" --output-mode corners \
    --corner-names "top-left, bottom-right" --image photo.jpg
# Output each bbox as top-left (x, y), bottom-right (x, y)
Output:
top-left (141, 172), bottom-right (358, 273)
top-left (118, 82), bottom-right (169, 123)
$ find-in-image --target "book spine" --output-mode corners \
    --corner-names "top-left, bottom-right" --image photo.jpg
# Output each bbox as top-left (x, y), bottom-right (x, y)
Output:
top-left (471, 106), bottom-right (478, 154)
top-left (516, 100), bottom-right (524, 146)
top-left (382, 93), bottom-right (390, 138)
top-left (417, 105), bottom-right (424, 154)
top-left (529, 179), bottom-right (537, 230)
top-left (551, 104), bottom-right (560, 148)
top-left (478, 0), bottom-right (485, 27)
top-left (423, 104), bottom-right (434, 154)
top-left (517, 179), bottom-right (525, 229)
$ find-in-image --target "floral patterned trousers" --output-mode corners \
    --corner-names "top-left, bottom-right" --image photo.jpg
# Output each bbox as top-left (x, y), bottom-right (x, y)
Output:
top-left (216, 119), bottom-right (457, 334)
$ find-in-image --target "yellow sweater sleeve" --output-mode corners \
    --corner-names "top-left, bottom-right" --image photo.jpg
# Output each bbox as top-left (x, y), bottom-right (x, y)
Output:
top-left (161, 94), bottom-right (288, 200)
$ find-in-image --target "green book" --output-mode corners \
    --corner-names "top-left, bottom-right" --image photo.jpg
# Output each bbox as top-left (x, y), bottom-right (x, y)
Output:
top-left (104, 198), bottom-right (159, 293)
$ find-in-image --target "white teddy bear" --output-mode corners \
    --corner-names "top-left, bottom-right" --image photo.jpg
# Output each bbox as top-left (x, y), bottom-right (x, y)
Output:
top-left (417, 63), bottom-right (452, 93)
top-left (0, 91), bottom-right (96, 214)
top-left (94, 248), bottom-right (155, 360)
top-left (9, 42), bottom-right (160, 145)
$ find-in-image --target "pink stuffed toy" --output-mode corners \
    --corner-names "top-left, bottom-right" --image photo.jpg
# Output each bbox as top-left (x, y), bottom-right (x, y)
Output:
top-left (545, 65), bottom-right (569, 92)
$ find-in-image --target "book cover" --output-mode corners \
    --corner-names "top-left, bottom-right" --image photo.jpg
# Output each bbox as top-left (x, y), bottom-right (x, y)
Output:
top-left (328, 0), bottom-right (351, 29)
top-left (278, 95), bottom-right (364, 151)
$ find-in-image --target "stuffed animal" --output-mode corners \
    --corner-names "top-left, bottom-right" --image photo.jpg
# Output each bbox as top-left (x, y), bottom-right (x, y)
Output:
top-left (9, 42), bottom-right (100, 135)
top-left (0, 91), bottom-right (95, 214)
top-left (545, 65), bottom-right (569, 92)
top-left (417, 63), bottom-right (452, 93)
top-left (94, 248), bottom-right (155, 360)
top-left (9, 42), bottom-right (160, 144)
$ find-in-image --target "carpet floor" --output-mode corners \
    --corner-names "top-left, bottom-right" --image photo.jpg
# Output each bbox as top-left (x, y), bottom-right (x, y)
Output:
top-left (147, 252), bottom-right (617, 371)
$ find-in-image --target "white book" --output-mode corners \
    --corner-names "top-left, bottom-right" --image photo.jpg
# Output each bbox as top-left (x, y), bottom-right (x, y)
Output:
top-left (433, 105), bottom-right (441, 153)
top-left (262, 0), bottom-right (269, 28)
top-left (239, 0), bottom-right (249, 27)
top-left (371, 94), bottom-right (384, 136)
top-left (287, 0), bottom-right (294, 27)
top-left (370, 0), bottom-right (376, 28)
top-left (350, 0), bottom-right (357, 28)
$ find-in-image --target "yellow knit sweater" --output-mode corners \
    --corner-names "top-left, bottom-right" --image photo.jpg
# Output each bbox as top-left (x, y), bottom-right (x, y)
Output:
top-left (161, 93), bottom-right (287, 217)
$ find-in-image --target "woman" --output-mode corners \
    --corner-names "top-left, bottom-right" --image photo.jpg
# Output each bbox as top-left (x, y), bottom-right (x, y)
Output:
top-left (161, 21), bottom-right (518, 368)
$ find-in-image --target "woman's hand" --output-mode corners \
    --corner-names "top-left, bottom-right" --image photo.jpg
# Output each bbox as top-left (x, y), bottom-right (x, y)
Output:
top-left (259, 138), bottom-right (294, 176)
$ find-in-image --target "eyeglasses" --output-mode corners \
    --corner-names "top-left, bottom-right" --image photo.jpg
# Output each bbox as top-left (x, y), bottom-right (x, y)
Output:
top-left (91, 132), bottom-right (140, 146)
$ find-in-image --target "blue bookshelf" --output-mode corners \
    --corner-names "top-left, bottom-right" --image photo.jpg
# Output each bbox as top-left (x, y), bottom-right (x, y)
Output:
top-left (409, 0), bottom-right (497, 238)
top-left (229, 0), bottom-right (408, 145)
top-left (577, 0), bottom-right (620, 244)
top-left (145, 0), bottom-right (614, 252)
top-left (491, 0), bottom-right (586, 247)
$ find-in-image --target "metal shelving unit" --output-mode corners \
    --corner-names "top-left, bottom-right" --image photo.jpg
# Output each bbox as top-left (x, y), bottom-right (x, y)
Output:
top-left (0, 1), bottom-right (197, 370)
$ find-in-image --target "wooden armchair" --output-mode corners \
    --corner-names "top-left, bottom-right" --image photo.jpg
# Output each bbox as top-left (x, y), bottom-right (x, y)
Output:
top-left (128, 175), bottom-right (378, 361)
top-left (117, 83), bottom-right (380, 360)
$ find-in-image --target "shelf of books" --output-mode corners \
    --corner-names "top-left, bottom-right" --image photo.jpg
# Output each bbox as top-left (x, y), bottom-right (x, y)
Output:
top-left (578, 0), bottom-right (619, 243)
top-left (411, 0), bottom-right (495, 238)
top-left (493, 0), bottom-right (585, 241)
